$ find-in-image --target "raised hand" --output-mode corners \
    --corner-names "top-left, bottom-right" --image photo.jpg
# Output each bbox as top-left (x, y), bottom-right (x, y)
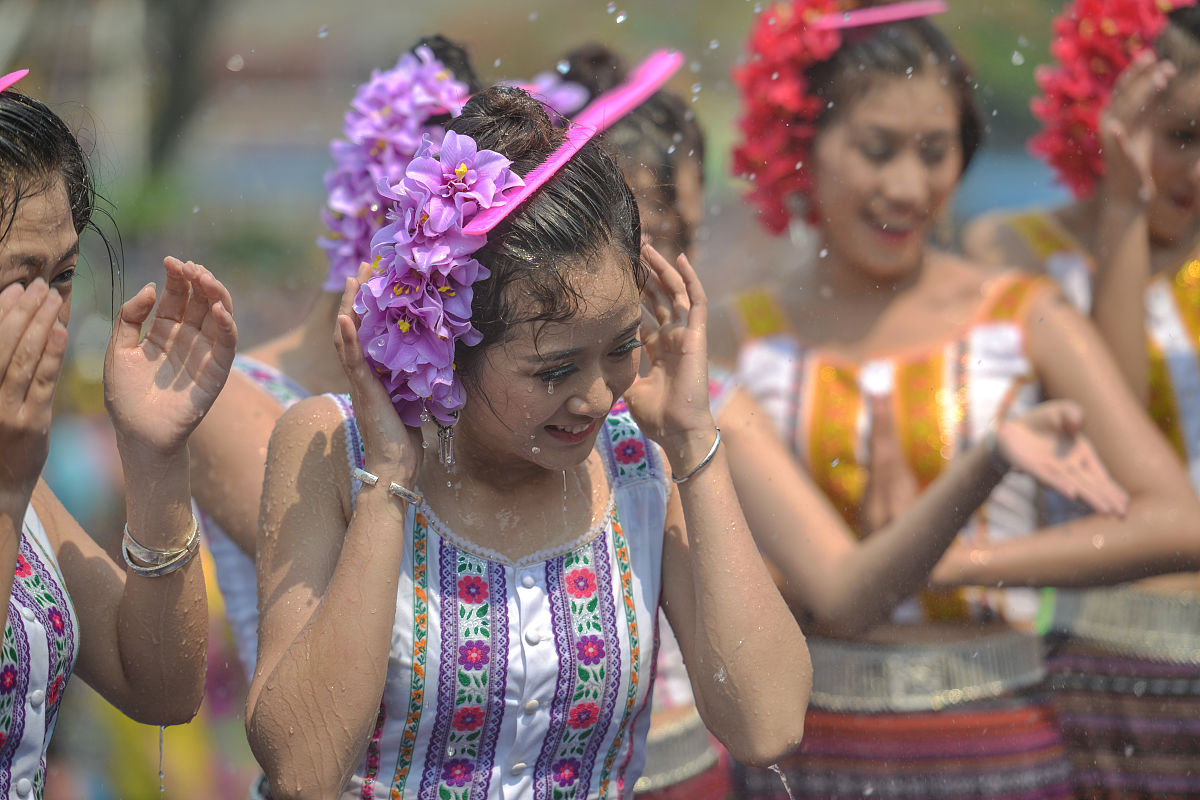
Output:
top-left (1100, 50), bottom-right (1175, 206)
top-left (995, 400), bottom-right (1128, 517)
top-left (859, 393), bottom-right (920, 535)
top-left (0, 281), bottom-right (68, 503)
top-left (333, 264), bottom-right (422, 481)
top-left (103, 257), bottom-right (237, 458)
top-left (623, 244), bottom-right (713, 450)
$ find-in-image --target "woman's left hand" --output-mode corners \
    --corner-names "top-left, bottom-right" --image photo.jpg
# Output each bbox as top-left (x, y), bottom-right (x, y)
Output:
top-left (104, 257), bottom-right (238, 457)
top-left (624, 244), bottom-right (714, 451)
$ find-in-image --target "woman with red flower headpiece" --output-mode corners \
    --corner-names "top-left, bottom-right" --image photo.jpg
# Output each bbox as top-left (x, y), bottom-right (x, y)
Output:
top-left (724, 0), bottom-right (1200, 797)
top-left (965, 2), bottom-right (1200, 794)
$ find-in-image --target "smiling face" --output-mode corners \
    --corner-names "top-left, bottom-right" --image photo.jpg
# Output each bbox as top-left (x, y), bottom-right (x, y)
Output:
top-left (811, 69), bottom-right (963, 282)
top-left (1147, 70), bottom-right (1200, 245)
top-left (0, 178), bottom-right (79, 326)
top-left (455, 247), bottom-right (642, 474)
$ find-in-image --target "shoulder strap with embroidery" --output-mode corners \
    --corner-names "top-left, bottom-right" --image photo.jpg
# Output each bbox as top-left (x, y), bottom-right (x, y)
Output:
top-left (324, 393), bottom-right (367, 503)
top-left (1006, 211), bottom-right (1081, 263)
top-left (599, 402), bottom-right (664, 489)
top-left (981, 271), bottom-right (1059, 324)
top-left (233, 355), bottom-right (311, 410)
top-left (728, 284), bottom-right (788, 341)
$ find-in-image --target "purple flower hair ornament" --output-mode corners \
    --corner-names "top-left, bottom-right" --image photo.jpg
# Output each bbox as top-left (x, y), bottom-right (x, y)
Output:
top-left (354, 131), bottom-right (522, 434)
top-left (319, 46), bottom-right (471, 292)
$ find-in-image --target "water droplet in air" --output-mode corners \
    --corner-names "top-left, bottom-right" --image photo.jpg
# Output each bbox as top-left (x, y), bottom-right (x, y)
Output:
top-left (192, 206), bottom-right (199, 214)
top-left (905, 66), bottom-right (914, 76)
top-left (1011, 51), bottom-right (1026, 66)
top-left (226, 54), bottom-right (245, 72)
top-left (556, 60), bottom-right (570, 75)
top-left (753, 2), bottom-right (764, 11)
top-left (607, 1), bottom-right (617, 11)
top-left (794, 160), bottom-right (803, 170)
top-left (615, 11), bottom-right (628, 23)
top-left (691, 82), bottom-right (702, 95)
top-left (708, 39), bottom-right (720, 50)
top-left (818, 248), bottom-right (829, 259)
top-left (768, 765), bottom-right (797, 800)
top-left (831, 457), bottom-right (839, 467)
top-left (528, 11), bottom-right (538, 20)
top-left (317, 25), bottom-right (329, 38)
top-left (667, 144), bottom-right (677, 154)
top-left (690, 61), bottom-right (702, 73)
top-left (493, 58), bottom-right (502, 68)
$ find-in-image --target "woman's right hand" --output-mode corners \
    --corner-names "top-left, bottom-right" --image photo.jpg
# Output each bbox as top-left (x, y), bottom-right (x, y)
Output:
top-left (0, 280), bottom-right (67, 506)
top-left (333, 265), bottom-right (423, 483)
top-left (1099, 51), bottom-right (1175, 207)
top-left (995, 399), bottom-right (1129, 517)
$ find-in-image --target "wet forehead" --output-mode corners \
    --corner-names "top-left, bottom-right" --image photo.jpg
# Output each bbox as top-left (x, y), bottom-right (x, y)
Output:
top-left (843, 72), bottom-right (960, 135)
top-left (0, 181), bottom-right (77, 280)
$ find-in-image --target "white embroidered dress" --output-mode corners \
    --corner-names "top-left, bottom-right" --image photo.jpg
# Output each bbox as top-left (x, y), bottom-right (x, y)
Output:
top-left (0, 507), bottom-right (78, 800)
top-left (331, 395), bottom-right (667, 800)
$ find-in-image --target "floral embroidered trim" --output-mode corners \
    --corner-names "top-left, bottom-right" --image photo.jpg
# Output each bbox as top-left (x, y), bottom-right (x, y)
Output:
top-left (232, 355), bottom-right (310, 410)
top-left (535, 526), bottom-right (623, 799)
top-left (417, 545), bottom-right (509, 799)
top-left (359, 701), bottom-right (387, 798)
top-left (387, 513), bottom-right (431, 798)
top-left (598, 514), bottom-right (643, 795)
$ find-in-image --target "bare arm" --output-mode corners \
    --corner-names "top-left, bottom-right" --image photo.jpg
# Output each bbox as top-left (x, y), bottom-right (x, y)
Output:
top-left (631, 246), bottom-right (808, 767)
top-left (247, 281), bottom-right (423, 799)
top-left (190, 369), bottom-right (292, 554)
top-left (932, 290), bottom-right (1200, 587)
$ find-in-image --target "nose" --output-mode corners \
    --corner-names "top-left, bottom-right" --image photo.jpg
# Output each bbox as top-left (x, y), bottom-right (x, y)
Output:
top-left (567, 370), bottom-right (615, 418)
top-left (881, 151), bottom-right (928, 209)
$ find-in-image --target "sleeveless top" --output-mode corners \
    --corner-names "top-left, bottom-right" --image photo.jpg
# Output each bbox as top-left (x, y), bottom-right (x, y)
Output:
top-left (199, 355), bottom-right (310, 678)
top-left (1008, 210), bottom-right (1200, 491)
top-left (330, 395), bottom-right (668, 800)
top-left (733, 272), bottom-right (1051, 626)
top-left (1, 506), bottom-right (79, 800)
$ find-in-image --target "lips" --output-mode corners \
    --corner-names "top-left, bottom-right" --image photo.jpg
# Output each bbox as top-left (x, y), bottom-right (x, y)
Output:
top-left (544, 419), bottom-right (600, 444)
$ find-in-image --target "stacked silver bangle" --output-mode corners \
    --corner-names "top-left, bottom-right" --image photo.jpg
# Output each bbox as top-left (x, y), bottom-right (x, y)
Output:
top-left (122, 515), bottom-right (201, 577)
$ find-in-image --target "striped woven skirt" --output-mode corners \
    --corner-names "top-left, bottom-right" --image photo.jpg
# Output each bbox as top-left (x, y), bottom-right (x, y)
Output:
top-left (732, 633), bottom-right (1074, 800)
top-left (1046, 588), bottom-right (1200, 799)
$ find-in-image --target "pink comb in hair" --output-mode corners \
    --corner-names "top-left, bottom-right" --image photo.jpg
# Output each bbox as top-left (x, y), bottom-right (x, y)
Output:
top-left (463, 49), bottom-right (684, 235)
top-left (813, 0), bottom-right (948, 31)
top-left (0, 69), bottom-right (29, 94)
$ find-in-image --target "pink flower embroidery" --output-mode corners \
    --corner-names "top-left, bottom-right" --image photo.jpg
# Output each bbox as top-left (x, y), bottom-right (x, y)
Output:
top-left (613, 438), bottom-right (645, 464)
top-left (47, 675), bottom-right (63, 707)
top-left (0, 666), bottom-right (17, 694)
top-left (48, 608), bottom-right (64, 635)
top-left (457, 575), bottom-right (488, 604)
top-left (14, 556), bottom-right (31, 579)
top-left (565, 568), bottom-right (596, 600)
top-left (567, 702), bottom-right (600, 730)
top-left (452, 706), bottom-right (486, 732)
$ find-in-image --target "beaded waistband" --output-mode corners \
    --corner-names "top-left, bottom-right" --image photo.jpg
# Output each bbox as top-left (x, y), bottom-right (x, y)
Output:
top-left (808, 630), bottom-right (1045, 713)
top-left (633, 706), bottom-right (720, 793)
top-left (1053, 587), bottom-right (1200, 663)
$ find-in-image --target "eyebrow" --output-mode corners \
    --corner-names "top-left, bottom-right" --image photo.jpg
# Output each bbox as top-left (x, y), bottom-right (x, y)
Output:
top-left (523, 318), bottom-right (643, 364)
top-left (8, 240), bottom-right (79, 271)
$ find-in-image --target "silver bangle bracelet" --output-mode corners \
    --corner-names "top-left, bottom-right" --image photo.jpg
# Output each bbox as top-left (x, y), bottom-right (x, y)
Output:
top-left (352, 466), bottom-right (423, 505)
top-left (672, 427), bottom-right (722, 485)
top-left (122, 516), bottom-right (200, 578)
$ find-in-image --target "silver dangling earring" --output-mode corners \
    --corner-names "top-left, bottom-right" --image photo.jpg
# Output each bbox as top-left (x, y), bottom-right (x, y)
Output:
top-left (437, 417), bottom-right (457, 467)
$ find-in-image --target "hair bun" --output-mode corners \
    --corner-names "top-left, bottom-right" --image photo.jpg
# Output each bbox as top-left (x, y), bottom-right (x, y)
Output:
top-left (563, 44), bottom-right (628, 98)
top-left (452, 85), bottom-right (560, 173)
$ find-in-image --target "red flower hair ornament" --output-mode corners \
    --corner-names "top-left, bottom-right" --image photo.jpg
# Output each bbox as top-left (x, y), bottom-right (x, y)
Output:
top-left (732, 1), bottom-right (947, 233)
top-left (1030, 0), bottom-right (1197, 197)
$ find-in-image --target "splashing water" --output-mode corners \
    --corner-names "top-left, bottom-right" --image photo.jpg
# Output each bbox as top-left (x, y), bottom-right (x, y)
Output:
top-left (159, 725), bottom-right (166, 796)
top-left (768, 764), bottom-right (797, 800)
top-left (713, 665), bottom-right (728, 683)
top-left (317, 25), bottom-right (329, 38)
top-left (615, 11), bottom-right (628, 23)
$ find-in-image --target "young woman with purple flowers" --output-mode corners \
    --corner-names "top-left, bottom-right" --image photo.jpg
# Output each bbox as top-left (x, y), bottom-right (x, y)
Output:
top-left (244, 76), bottom-right (811, 798)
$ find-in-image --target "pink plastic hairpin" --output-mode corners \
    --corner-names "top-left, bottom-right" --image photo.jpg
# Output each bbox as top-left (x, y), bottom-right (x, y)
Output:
top-left (812, 0), bottom-right (948, 31)
top-left (0, 69), bottom-right (29, 94)
top-left (463, 49), bottom-right (684, 236)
